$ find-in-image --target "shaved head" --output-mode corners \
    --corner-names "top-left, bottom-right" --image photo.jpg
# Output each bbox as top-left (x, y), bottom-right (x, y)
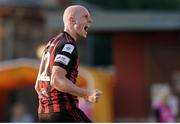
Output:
top-left (63, 5), bottom-right (92, 40)
top-left (63, 5), bottom-right (89, 25)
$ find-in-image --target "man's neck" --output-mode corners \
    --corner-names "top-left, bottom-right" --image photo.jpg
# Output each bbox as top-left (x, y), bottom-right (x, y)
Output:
top-left (64, 28), bottom-right (77, 41)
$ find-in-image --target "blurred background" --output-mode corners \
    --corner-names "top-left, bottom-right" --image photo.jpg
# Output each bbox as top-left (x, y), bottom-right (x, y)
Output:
top-left (0, 0), bottom-right (180, 122)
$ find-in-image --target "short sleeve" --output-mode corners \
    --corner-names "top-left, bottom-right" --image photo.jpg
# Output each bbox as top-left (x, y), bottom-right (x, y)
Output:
top-left (53, 43), bottom-right (77, 71)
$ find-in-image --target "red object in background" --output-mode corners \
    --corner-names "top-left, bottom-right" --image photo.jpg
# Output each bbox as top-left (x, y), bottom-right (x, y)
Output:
top-left (112, 31), bottom-right (179, 120)
top-left (113, 32), bottom-right (147, 118)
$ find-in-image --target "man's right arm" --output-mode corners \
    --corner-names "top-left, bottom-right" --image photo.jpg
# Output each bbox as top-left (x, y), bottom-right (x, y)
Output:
top-left (51, 66), bottom-right (102, 103)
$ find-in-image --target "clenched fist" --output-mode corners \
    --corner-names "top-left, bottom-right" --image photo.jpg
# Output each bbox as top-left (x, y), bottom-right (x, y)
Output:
top-left (87, 89), bottom-right (102, 103)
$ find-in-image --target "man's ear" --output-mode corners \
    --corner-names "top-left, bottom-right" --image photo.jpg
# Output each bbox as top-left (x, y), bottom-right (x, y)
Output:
top-left (69, 16), bottom-right (76, 25)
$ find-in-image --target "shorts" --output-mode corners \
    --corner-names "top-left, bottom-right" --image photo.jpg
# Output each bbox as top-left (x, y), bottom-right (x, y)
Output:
top-left (38, 108), bottom-right (92, 122)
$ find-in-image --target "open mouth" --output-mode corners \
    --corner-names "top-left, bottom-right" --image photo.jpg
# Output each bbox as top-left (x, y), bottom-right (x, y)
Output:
top-left (84, 26), bottom-right (89, 32)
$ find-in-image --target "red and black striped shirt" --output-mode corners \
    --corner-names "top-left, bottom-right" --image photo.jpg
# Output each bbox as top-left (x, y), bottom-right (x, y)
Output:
top-left (36, 32), bottom-right (79, 113)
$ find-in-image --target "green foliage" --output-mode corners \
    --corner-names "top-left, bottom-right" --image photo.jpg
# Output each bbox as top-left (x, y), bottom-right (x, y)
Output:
top-left (87, 0), bottom-right (180, 10)
top-left (93, 33), bottom-right (112, 66)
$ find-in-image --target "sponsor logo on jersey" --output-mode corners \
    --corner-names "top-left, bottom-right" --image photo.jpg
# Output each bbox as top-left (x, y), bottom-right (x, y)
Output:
top-left (62, 44), bottom-right (75, 54)
top-left (55, 54), bottom-right (70, 65)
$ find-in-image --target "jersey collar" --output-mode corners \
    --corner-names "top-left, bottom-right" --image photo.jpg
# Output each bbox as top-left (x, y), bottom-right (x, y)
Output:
top-left (63, 31), bottom-right (76, 42)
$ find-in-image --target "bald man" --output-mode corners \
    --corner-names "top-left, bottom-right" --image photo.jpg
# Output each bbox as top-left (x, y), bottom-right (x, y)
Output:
top-left (35, 5), bottom-right (102, 122)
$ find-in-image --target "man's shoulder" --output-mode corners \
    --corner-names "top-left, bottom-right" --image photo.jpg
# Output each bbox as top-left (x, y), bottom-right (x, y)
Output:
top-left (49, 32), bottom-right (76, 50)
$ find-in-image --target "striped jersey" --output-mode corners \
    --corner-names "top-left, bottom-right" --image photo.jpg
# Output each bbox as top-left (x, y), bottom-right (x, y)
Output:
top-left (35, 32), bottom-right (79, 113)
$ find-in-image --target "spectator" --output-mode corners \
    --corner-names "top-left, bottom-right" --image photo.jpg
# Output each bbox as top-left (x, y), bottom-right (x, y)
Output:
top-left (10, 101), bottom-right (34, 122)
top-left (152, 86), bottom-right (175, 122)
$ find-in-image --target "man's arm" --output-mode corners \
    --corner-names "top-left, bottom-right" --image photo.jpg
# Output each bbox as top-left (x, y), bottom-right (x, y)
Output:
top-left (51, 66), bottom-right (102, 103)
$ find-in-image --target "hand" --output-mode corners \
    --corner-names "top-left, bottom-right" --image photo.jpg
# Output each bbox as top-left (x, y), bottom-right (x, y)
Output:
top-left (87, 89), bottom-right (102, 103)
